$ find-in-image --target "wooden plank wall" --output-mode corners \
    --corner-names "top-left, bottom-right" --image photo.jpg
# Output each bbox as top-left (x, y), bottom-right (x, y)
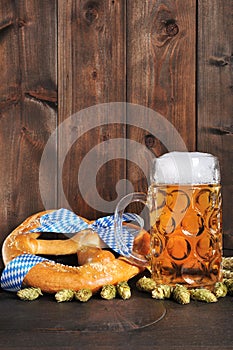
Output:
top-left (126, 0), bottom-right (196, 195)
top-left (58, 0), bottom-right (127, 217)
top-left (197, 0), bottom-right (233, 250)
top-left (0, 0), bottom-right (232, 268)
top-left (0, 0), bottom-right (57, 271)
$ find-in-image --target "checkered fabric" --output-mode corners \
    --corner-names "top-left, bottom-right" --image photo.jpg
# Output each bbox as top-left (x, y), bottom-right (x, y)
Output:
top-left (1, 209), bottom-right (144, 292)
top-left (1, 254), bottom-right (50, 292)
top-left (30, 209), bottom-right (143, 255)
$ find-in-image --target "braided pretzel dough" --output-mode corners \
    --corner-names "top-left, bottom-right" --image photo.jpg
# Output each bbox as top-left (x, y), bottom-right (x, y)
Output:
top-left (2, 210), bottom-right (150, 293)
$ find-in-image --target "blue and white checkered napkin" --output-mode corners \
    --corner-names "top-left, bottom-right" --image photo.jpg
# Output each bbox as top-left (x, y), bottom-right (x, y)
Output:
top-left (1, 254), bottom-right (50, 292)
top-left (29, 208), bottom-right (143, 255)
top-left (1, 209), bottom-right (143, 292)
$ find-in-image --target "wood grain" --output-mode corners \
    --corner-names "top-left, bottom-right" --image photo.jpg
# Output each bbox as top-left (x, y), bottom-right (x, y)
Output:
top-left (126, 0), bottom-right (196, 196)
top-left (0, 289), bottom-right (233, 349)
top-left (197, 0), bottom-right (233, 246)
top-left (0, 1), bottom-right (232, 268)
top-left (58, 0), bottom-right (126, 219)
top-left (0, 0), bottom-right (57, 267)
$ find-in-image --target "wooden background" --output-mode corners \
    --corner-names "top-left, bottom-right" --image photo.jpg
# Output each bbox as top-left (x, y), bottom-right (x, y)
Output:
top-left (0, 0), bottom-right (232, 268)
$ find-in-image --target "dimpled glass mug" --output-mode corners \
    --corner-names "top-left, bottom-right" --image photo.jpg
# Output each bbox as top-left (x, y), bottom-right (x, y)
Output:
top-left (114, 152), bottom-right (223, 289)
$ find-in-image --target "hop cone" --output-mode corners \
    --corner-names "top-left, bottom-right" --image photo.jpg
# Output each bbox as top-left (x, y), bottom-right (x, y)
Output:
top-left (222, 257), bottom-right (233, 271)
top-left (190, 288), bottom-right (217, 303)
top-left (222, 269), bottom-right (233, 279)
top-left (116, 281), bottom-right (131, 300)
top-left (136, 276), bottom-right (157, 293)
top-left (75, 289), bottom-right (92, 302)
top-left (214, 282), bottom-right (228, 298)
top-left (55, 289), bottom-right (74, 302)
top-left (173, 284), bottom-right (190, 305)
top-left (224, 278), bottom-right (233, 296)
top-left (100, 285), bottom-right (116, 300)
top-left (17, 287), bottom-right (42, 301)
top-left (152, 284), bottom-right (173, 300)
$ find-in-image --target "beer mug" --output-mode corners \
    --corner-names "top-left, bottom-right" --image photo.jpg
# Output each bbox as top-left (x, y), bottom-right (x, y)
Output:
top-left (114, 152), bottom-right (222, 289)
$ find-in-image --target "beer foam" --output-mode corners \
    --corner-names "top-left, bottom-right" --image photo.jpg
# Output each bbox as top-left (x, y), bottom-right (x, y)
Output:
top-left (151, 152), bottom-right (220, 184)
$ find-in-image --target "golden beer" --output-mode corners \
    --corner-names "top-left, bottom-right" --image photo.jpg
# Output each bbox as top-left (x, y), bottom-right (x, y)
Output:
top-left (149, 183), bottom-right (222, 289)
top-left (115, 152), bottom-right (222, 290)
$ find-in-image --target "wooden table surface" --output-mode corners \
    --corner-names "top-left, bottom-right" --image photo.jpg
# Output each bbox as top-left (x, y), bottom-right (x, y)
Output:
top-left (1, 281), bottom-right (233, 350)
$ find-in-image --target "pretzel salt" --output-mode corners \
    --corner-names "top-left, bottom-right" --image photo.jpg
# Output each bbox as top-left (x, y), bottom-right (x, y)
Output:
top-left (2, 210), bottom-right (149, 293)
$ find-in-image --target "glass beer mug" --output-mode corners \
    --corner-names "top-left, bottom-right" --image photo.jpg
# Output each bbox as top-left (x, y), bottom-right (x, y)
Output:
top-left (114, 152), bottom-right (222, 289)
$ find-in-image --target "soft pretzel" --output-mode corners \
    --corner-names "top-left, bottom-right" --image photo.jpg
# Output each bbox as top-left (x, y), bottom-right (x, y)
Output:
top-left (2, 210), bottom-right (150, 293)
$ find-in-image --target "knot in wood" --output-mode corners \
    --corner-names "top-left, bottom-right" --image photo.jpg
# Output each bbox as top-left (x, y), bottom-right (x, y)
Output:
top-left (92, 70), bottom-right (97, 80)
top-left (17, 18), bottom-right (27, 28)
top-left (145, 135), bottom-right (156, 148)
top-left (165, 22), bottom-right (179, 37)
top-left (84, 3), bottom-right (99, 24)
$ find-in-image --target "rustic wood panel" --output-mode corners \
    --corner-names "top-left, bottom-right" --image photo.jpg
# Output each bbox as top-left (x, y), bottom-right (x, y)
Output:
top-left (58, 0), bottom-right (127, 219)
top-left (0, 0), bottom-right (232, 269)
top-left (0, 0), bottom-right (57, 267)
top-left (1, 290), bottom-right (233, 349)
top-left (197, 0), bottom-right (233, 247)
top-left (126, 0), bottom-right (196, 196)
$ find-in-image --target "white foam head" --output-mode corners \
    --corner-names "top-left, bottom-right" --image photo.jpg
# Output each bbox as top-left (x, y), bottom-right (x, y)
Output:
top-left (151, 152), bottom-right (220, 185)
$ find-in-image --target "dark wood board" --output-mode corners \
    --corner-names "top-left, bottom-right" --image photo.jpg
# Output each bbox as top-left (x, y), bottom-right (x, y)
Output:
top-left (126, 0), bottom-right (196, 196)
top-left (0, 0), bottom-right (232, 266)
top-left (0, 0), bottom-right (57, 269)
top-left (0, 289), bottom-right (233, 350)
top-left (57, 0), bottom-right (127, 219)
top-left (197, 0), bottom-right (233, 248)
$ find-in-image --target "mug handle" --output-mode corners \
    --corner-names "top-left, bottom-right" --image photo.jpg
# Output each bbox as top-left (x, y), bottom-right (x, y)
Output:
top-left (114, 192), bottom-right (149, 266)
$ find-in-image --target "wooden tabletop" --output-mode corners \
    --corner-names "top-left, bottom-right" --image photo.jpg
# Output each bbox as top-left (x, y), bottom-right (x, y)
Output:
top-left (1, 282), bottom-right (233, 350)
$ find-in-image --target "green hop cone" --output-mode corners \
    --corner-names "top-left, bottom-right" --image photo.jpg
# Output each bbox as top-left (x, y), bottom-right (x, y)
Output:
top-left (100, 285), bottom-right (116, 300)
top-left (214, 282), bottom-right (228, 298)
top-left (223, 278), bottom-right (233, 296)
top-left (116, 281), bottom-right (131, 300)
top-left (17, 287), bottom-right (43, 301)
top-left (222, 257), bottom-right (233, 271)
top-left (190, 288), bottom-right (218, 303)
top-left (55, 289), bottom-right (74, 302)
top-left (173, 284), bottom-right (190, 305)
top-left (152, 284), bottom-right (173, 300)
top-left (152, 286), bottom-right (165, 300)
top-left (74, 289), bottom-right (92, 302)
top-left (222, 269), bottom-right (233, 279)
top-left (136, 276), bottom-right (157, 293)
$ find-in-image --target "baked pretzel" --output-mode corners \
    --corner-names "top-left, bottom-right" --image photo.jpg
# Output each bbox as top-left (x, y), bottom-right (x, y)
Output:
top-left (2, 210), bottom-right (150, 293)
